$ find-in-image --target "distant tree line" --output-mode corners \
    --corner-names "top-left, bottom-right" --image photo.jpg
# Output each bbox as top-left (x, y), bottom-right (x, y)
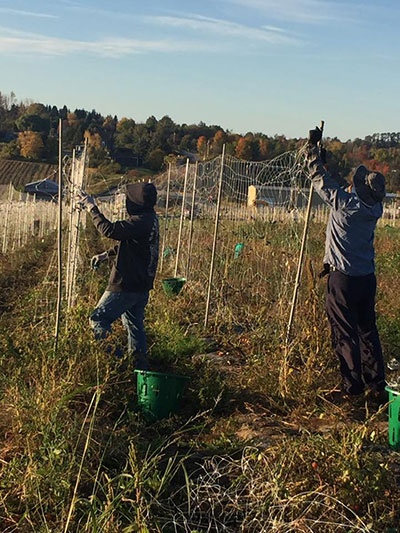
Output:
top-left (1, 91), bottom-right (399, 190)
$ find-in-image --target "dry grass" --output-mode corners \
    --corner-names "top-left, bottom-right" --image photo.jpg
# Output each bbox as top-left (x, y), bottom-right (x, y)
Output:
top-left (0, 220), bottom-right (399, 532)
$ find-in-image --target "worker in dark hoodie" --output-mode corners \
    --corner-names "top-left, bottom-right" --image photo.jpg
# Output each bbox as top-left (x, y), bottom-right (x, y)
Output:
top-left (306, 127), bottom-right (386, 401)
top-left (77, 182), bottom-right (159, 370)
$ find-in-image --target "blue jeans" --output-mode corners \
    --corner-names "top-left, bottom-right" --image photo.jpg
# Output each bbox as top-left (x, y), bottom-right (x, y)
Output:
top-left (90, 290), bottom-right (150, 370)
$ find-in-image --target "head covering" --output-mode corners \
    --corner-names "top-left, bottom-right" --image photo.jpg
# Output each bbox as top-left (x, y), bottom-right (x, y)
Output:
top-left (124, 182), bottom-right (157, 215)
top-left (353, 165), bottom-right (386, 206)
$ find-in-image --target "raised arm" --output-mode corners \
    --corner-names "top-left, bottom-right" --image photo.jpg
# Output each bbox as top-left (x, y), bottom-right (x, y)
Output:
top-left (89, 206), bottom-right (145, 241)
top-left (306, 143), bottom-right (352, 209)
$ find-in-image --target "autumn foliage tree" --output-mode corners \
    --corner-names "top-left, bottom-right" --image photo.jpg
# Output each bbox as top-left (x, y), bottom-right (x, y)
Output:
top-left (259, 138), bottom-right (270, 160)
top-left (197, 136), bottom-right (207, 157)
top-left (84, 130), bottom-right (103, 149)
top-left (67, 112), bottom-right (79, 127)
top-left (18, 131), bottom-right (44, 159)
top-left (212, 130), bottom-right (226, 155)
top-left (1, 92), bottom-right (400, 189)
top-left (235, 137), bottom-right (253, 160)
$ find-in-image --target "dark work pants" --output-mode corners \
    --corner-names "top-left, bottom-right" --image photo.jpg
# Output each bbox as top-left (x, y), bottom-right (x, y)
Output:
top-left (326, 271), bottom-right (386, 395)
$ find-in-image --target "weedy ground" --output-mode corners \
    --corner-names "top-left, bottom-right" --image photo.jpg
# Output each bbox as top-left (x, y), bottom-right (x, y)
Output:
top-left (0, 220), bottom-right (400, 532)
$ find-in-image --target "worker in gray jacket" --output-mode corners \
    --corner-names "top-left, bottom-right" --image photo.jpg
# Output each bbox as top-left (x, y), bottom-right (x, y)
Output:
top-left (306, 127), bottom-right (386, 398)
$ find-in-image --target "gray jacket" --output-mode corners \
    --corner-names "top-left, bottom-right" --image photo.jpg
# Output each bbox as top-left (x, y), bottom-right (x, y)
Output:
top-left (307, 147), bottom-right (383, 276)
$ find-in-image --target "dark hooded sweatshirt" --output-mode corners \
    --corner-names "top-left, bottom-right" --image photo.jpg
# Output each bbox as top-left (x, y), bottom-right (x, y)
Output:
top-left (89, 182), bottom-right (159, 293)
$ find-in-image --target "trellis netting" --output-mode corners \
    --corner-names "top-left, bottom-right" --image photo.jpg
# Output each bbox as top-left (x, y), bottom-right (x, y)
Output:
top-left (155, 146), bottom-right (330, 333)
top-left (21, 146), bottom-right (91, 324)
top-left (2, 146), bottom-right (130, 327)
top-left (0, 183), bottom-right (60, 254)
top-left (6, 142), bottom-right (397, 338)
top-left (64, 145), bottom-right (89, 309)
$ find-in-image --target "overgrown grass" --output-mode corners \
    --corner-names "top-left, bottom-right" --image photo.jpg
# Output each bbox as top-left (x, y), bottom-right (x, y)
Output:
top-left (1, 225), bottom-right (400, 531)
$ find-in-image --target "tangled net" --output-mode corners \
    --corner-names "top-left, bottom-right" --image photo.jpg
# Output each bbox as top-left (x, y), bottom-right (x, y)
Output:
top-left (154, 447), bottom-right (370, 533)
top-left (156, 146), bottom-right (328, 333)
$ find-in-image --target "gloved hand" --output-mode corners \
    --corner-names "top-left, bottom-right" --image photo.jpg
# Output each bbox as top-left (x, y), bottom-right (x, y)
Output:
top-left (304, 142), bottom-right (321, 175)
top-left (90, 252), bottom-right (108, 270)
top-left (76, 188), bottom-right (96, 211)
top-left (308, 126), bottom-right (323, 146)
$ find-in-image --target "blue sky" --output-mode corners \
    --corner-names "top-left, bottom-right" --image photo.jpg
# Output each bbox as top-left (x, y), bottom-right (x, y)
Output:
top-left (0, 0), bottom-right (399, 140)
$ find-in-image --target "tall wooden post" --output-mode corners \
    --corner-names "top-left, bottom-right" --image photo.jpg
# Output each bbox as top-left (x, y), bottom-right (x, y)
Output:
top-left (204, 144), bottom-right (226, 328)
top-left (186, 161), bottom-right (198, 277)
top-left (174, 158), bottom-right (189, 277)
top-left (65, 148), bottom-right (76, 303)
top-left (159, 163), bottom-right (171, 273)
top-left (286, 120), bottom-right (324, 344)
top-left (54, 119), bottom-right (63, 354)
top-left (2, 183), bottom-right (13, 254)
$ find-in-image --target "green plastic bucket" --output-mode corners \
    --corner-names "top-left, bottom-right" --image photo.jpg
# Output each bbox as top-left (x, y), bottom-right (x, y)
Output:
top-left (386, 386), bottom-right (400, 449)
top-left (162, 277), bottom-right (186, 296)
top-left (135, 370), bottom-right (190, 421)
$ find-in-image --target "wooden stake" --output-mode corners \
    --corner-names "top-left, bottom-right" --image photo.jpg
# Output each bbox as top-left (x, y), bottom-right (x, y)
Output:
top-left (186, 161), bottom-right (198, 277)
top-left (2, 183), bottom-right (13, 254)
top-left (285, 120), bottom-right (324, 344)
top-left (65, 149), bottom-right (76, 306)
top-left (54, 118), bottom-right (63, 354)
top-left (174, 158), bottom-right (189, 277)
top-left (159, 163), bottom-right (171, 273)
top-left (204, 144), bottom-right (226, 328)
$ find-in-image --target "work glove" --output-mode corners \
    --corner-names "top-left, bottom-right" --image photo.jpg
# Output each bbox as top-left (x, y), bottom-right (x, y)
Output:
top-left (308, 126), bottom-right (323, 146)
top-left (90, 252), bottom-right (108, 270)
top-left (304, 142), bottom-right (322, 177)
top-left (76, 188), bottom-right (96, 211)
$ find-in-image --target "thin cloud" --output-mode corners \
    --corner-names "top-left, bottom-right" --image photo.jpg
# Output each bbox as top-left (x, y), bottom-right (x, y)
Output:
top-left (0, 7), bottom-right (58, 19)
top-left (0, 27), bottom-right (219, 57)
top-left (65, 4), bottom-right (299, 44)
top-left (263, 25), bottom-right (290, 33)
top-left (148, 14), bottom-right (302, 45)
top-left (63, 4), bottom-right (134, 19)
top-left (223, 0), bottom-right (348, 24)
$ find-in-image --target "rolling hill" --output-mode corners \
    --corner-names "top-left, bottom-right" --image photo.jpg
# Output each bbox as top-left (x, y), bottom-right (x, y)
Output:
top-left (0, 159), bottom-right (57, 187)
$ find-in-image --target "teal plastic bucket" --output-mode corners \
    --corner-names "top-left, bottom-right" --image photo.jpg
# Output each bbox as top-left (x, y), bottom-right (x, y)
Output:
top-left (162, 277), bottom-right (186, 296)
top-left (234, 243), bottom-right (244, 258)
top-left (135, 370), bottom-right (190, 421)
top-left (386, 386), bottom-right (400, 449)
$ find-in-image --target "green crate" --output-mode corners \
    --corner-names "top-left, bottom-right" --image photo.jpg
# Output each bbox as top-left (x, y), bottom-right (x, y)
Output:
top-left (386, 386), bottom-right (400, 449)
top-left (135, 370), bottom-right (190, 421)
